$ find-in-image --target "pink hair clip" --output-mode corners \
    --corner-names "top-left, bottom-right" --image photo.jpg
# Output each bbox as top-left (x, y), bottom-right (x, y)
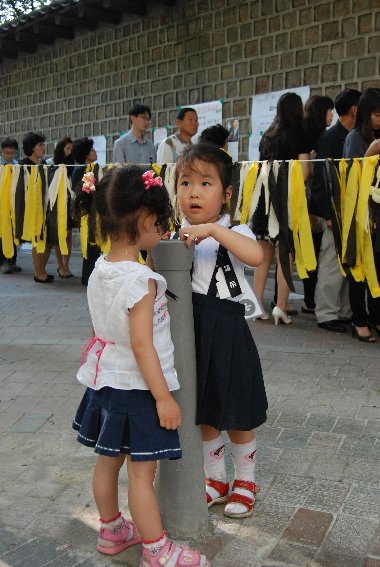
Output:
top-left (142, 170), bottom-right (163, 191)
top-left (82, 171), bottom-right (96, 193)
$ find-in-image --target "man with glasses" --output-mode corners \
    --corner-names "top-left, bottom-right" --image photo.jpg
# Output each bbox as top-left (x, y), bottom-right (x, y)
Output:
top-left (112, 103), bottom-right (156, 165)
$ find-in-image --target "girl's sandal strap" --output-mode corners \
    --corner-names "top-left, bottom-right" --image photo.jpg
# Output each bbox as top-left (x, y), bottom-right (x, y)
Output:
top-left (226, 492), bottom-right (255, 512)
top-left (232, 479), bottom-right (259, 494)
top-left (206, 477), bottom-right (229, 505)
top-left (206, 478), bottom-right (229, 493)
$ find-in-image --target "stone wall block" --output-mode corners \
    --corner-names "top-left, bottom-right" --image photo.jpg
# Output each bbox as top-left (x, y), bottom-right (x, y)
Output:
top-left (255, 76), bottom-right (270, 93)
top-left (368, 36), bottom-right (380, 54)
top-left (230, 43), bottom-right (243, 61)
top-left (321, 21), bottom-right (340, 42)
top-left (342, 17), bottom-right (357, 38)
top-left (322, 63), bottom-right (339, 83)
top-left (305, 25), bottom-right (320, 45)
top-left (357, 57), bottom-right (377, 78)
top-left (275, 32), bottom-right (289, 51)
top-left (347, 37), bottom-right (366, 57)
top-left (261, 36), bottom-right (274, 55)
top-left (240, 78), bottom-right (254, 96)
top-left (286, 69), bottom-right (302, 88)
top-left (283, 11), bottom-right (298, 30)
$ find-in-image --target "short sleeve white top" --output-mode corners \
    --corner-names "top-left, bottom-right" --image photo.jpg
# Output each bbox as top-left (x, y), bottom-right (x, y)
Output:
top-left (182, 214), bottom-right (257, 301)
top-left (77, 257), bottom-right (179, 392)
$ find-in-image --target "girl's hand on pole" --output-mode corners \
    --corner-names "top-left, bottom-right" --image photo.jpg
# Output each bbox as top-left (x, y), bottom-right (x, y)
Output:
top-left (156, 394), bottom-right (182, 429)
top-left (179, 224), bottom-right (212, 246)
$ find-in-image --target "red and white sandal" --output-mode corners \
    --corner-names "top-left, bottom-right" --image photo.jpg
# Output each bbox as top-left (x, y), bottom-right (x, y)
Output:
top-left (205, 477), bottom-right (229, 508)
top-left (224, 480), bottom-right (259, 519)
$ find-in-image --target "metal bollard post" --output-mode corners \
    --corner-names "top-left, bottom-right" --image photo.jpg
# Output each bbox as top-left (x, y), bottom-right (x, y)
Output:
top-left (151, 240), bottom-right (209, 539)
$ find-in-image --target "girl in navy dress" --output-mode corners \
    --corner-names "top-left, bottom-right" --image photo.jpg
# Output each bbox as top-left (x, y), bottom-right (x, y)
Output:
top-left (175, 143), bottom-right (268, 519)
top-left (73, 165), bottom-right (210, 566)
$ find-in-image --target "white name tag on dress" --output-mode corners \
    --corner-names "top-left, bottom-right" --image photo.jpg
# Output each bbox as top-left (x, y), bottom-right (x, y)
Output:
top-left (215, 267), bottom-right (231, 299)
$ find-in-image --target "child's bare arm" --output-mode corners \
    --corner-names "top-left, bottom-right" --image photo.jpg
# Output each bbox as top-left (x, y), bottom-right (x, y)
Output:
top-left (129, 279), bottom-right (181, 430)
top-left (179, 224), bottom-right (264, 267)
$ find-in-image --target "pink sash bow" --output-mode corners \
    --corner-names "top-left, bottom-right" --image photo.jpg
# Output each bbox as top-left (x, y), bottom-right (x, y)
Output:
top-left (80, 336), bottom-right (115, 385)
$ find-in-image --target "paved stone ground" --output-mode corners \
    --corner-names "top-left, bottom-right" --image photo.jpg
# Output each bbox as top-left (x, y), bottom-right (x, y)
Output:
top-left (0, 249), bottom-right (379, 567)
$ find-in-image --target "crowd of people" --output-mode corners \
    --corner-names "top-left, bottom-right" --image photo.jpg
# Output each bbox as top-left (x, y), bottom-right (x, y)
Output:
top-left (1, 89), bottom-right (380, 341)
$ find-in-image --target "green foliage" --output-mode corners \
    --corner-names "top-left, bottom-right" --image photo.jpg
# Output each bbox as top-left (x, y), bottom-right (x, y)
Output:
top-left (0, 1), bottom-right (52, 24)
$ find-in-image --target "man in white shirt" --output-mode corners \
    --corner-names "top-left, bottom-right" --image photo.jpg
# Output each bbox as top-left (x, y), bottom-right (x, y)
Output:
top-left (157, 108), bottom-right (199, 164)
top-left (112, 104), bottom-right (156, 164)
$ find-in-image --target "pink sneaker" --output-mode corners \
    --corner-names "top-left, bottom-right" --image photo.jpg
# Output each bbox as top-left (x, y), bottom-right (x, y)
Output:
top-left (140, 538), bottom-right (211, 566)
top-left (96, 517), bottom-right (141, 555)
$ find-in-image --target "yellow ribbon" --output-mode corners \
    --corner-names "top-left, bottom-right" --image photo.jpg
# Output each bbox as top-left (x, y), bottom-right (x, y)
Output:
top-left (240, 162), bottom-right (259, 225)
top-left (289, 160), bottom-right (316, 279)
top-left (57, 165), bottom-right (68, 255)
top-left (0, 165), bottom-right (14, 258)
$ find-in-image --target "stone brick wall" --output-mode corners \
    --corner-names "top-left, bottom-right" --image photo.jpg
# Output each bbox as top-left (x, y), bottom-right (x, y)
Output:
top-left (0, 0), bottom-right (379, 160)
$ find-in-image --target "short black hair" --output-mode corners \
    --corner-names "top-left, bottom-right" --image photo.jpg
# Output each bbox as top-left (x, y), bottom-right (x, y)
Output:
top-left (72, 137), bottom-right (94, 164)
top-left (334, 89), bottom-right (362, 117)
top-left (22, 132), bottom-right (45, 157)
top-left (177, 107), bottom-right (197, 120)
top-left (199, 124), bottom-right (229, 147)
top-left (129, 103), bottom-right (151, 119)
top-left (176, 141), bottom-right (233, 191)
top-left (1, 137), bottom-right (18, 150)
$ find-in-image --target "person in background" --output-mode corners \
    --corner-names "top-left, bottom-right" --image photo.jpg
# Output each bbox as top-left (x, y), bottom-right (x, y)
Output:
top-left (199, 123), bottom-right (229, 149)
top-left (112, 103), bottom-right (156, 165)
top-left (255, 92), bottom-right (311, 324)
top-left (72, 137), bottom-right (100, 286)
top-left (157, 107), bottom-right (199, 164)
top-left (19, 132), bottom-right (52, 283)
top-left (227, 118), bottom-right (239, 142)
top-left (0, 138), bottom-right (22, 274)
top-left (302, 95), bottom-right (334, 315)
top-left (310, 88), bottom-right (361, 333)
top-left (343, 88), bottom-right (380, 343)
top-left (47, 137), bottom-right (76, 278)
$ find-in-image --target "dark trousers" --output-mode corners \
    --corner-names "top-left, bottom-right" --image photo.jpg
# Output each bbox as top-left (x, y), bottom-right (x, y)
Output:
top-left (348, 250), bottom-right (380, 327)
top-left (302, 231), bottom-right (323, 309)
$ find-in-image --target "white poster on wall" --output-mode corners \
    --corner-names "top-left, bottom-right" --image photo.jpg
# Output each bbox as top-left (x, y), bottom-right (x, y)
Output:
top-left (248, 86), bottom-right (310, 161)
top-left (184, 99), bottom-right (223, 142)
top-left (92, 135), bottom-right (107, 165)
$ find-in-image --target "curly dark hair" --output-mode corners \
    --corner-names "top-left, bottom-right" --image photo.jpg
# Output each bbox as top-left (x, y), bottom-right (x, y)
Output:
top-left (76, 165), bottom-right (173, 245)
top-left (22, 132), bottom-right (45, 157)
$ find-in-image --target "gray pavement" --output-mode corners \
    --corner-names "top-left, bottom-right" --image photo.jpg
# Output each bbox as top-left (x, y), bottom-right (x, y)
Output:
top-left (0, 249), bottom-right (379, 567)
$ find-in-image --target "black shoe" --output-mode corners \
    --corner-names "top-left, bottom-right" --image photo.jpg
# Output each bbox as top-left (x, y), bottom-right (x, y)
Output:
top-left (34, 275), bottom-right (54, 283)
top-left (351, 324), bottom-right (375, 343)
top-left (318, 320), bottom-right (347, 333)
